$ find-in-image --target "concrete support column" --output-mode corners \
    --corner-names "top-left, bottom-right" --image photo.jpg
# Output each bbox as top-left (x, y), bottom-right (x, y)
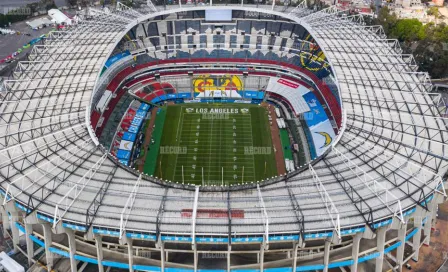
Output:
top-left (160, 242), bottom-right (165, 272)
top-left (95, 234), bottom-right (104, 272)
top-left (412, 217), bottom-right (423, 262)
top-left (128, 239), bottom-right (134, 272)
top-left (10, 211), bottom-right (20, 253)
top-left (227, 245), bottom-right (231, 272)
top-left (375, 226), bottom-right (387, 272)
top-left (350, 233), bottom-right (362, 272)
top-left (292, 243), bottom-right (299, 272)
top-left (423, 201), bottom-right (436, 245)
top-left (193, 244), bottom-right (198, 272)
top-left (259, 244), bottom-right (265, 272)
top-left (396, 224), bottom-right (407, 272)
top-left (42, 223), bottom-right (54, 272)
top-left (25, 223), bottom-right (34, 267)
top-left (323, 239), bottom-right (331, 272)
top-left (1, 208), bottom-right (9, 238)
top-left (65, 229), bottom-right (77, 272)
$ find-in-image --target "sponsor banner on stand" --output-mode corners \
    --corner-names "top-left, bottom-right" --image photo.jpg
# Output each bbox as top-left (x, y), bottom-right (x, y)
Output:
top-left (119, 140), bottom-right (134, 151)
top-left (309, 119), bottom-right (335, 156)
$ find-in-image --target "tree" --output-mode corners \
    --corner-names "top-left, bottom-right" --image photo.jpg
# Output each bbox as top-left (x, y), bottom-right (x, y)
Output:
top-left (0, 6), bottom-right (32, 28)
top-left (368, 6), bottom-right (448, 78)
top-left (121, 0), bottom-right (134, 7)
top-left (427, 6), bottom-right (439, 16)
top-left (67, 0), bottom-right (78, 6)
top-left (432, 23), bottom-right (448, 43)
top-left (374, 6), bottom-right (398, 37)
top-left (391, 19), bottom-right (423, 42)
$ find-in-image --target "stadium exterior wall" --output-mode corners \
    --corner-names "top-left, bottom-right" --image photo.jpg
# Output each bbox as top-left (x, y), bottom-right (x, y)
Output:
top-left (0, 193), bottom-right (444, 272)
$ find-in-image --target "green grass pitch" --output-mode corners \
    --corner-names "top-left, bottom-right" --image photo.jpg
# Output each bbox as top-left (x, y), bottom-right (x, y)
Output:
top-left (154, 103), bottom-right (277, 185)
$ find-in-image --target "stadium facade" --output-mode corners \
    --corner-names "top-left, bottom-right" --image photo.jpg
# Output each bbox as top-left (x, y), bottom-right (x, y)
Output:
top-left (0, 1), bottom-right (446, 272)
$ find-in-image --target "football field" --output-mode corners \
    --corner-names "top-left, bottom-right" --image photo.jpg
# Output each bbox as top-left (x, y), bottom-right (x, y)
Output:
top-left (154, 103), bottom-right (277, 185)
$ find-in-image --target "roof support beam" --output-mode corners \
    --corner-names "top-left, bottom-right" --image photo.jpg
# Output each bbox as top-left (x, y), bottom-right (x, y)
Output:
top-left (85, 165), bottom-right (118, 229)
top-left (345, 134), bottom-right (446, 198)
top-left (342, 127), bottom-right (444, 212)
top-left (348, 109), bottom-right (448, 143)
top-left (256, 185), bottom-right (269, 248)
top-left (321, 159), bottom-right (375, 232)
top-left (119, 174), bottom-right (143, 239)
top-left (155, 188), bottom-right (168, 238)
top-left (284, 180), bottom-right (304, 245)
top-left (332, 147), bottom-right (405, 224)
top-left (0, 114), bottom-right (85, 149)
top-left (2, 77), bottom-right (95, 100)
top-left (0, 124), bottom-right (83, 168)
top-left (146, 0), bottom-right (157, 12)
top-left (87, 8), bottom-right (133, 25)
top-left (3, 138), bottom-right (92, 204)
top-left (0, 95), bottom-right (90, 115)
top-left (345, 95), bottom-right (438, 112)
top-left (288, 0), bottom-right (311, 18)
top-left (227, 190), bottom-right (232, 243)
top-left (307, 14), bottom-right (365, 27)
top-left (52, 153), bottom-right (107, 228)
top-left (309, 164), bottom-right (341, 241)
top-left (116, 2), bottom-right (144, 18)
top-left (301, 6), bottom-right (344, 24)
top-left (347, 122), bottom-right (447, 169)
top-left (191, 186), bottom-right (199, 246)
top-left (25, 139), bottom-right (97, 216)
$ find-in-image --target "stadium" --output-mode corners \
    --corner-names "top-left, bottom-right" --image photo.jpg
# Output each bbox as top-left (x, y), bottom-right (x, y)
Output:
top-left (0, 1), bottom-right (446, 272)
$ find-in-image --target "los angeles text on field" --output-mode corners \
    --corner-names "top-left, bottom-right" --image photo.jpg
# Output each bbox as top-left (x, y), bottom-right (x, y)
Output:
top-left (155, 103), bottom-right (277, 185)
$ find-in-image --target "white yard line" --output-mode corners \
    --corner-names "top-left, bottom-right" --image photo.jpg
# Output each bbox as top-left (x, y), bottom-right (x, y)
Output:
top-left (246, 114), bottom-right (256, 182)
top-left (172, 106), bottom-right (184, 181)
top-left (206, 114), bottom-right (214, 181)
top-left (175, 106), bottom-right (184, 143)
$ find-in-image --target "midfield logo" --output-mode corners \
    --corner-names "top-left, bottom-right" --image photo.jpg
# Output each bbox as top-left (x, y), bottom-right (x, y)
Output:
top-left (189, 108), bottom-right (240, 114)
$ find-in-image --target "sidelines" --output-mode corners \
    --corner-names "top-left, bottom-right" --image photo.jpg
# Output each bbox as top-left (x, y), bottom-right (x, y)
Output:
top-left (171, 106), bottom-right (185, 181)
top-left (280, 129), bottom-right (293, 160)
top-left (143, 107), bottom-right (167, 175)
top-left (247, 111), bottom-right (257, 181)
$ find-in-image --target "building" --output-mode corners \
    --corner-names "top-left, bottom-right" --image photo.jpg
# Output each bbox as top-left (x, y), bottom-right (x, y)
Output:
top-left (0, 2), bottom-right (446, 272)
top-left (396, 0), bottom-right (423, 8)
top-left (432, 0), bottom-right (444, 6)
top-left (48, 8), bottom-right (72, 25)
top-left (26, 17), bottom-right (53, 29)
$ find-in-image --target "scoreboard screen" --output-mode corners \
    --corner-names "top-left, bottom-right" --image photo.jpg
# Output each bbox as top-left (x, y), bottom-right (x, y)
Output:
top-left (205, 9), bottom-right (232, 21)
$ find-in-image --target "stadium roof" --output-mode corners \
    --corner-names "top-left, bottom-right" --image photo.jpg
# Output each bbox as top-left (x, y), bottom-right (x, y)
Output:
top-left (0, 2), bottom-right (446, 243)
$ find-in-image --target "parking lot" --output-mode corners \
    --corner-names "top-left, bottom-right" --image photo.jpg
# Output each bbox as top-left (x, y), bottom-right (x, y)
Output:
top-left (0, 18), bottom-right (51, 59)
